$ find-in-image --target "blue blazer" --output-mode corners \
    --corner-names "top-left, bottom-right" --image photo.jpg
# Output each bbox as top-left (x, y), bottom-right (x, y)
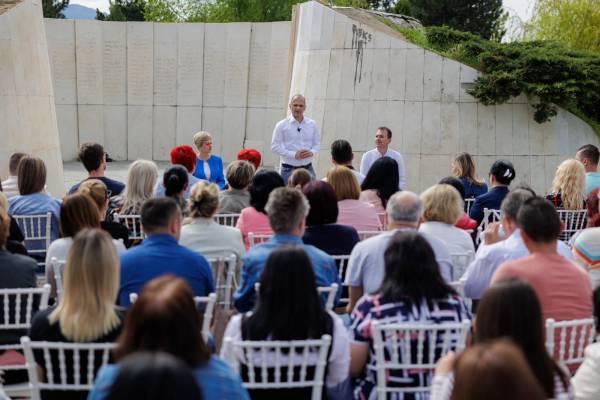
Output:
top-left (459, 177), bottom-right (488, 199)
top-left (468, 186), bottom-right (509, 226)
top-left (194, 155), bottom-right (225, 189)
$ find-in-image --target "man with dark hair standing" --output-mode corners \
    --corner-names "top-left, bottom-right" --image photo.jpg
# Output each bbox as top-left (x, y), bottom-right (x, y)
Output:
top-left (360, 127), bottom-right (406, 189)
top-left (576, 144), bottom-right (600, 196)
top-left (330, 139), bottom-right (364, 185)
top-left (68, 143), bottom-right (125, 195)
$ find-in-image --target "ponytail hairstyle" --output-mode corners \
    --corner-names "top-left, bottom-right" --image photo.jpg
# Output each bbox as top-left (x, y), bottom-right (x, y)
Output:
top-left (163, 165), bottom-right (188, 197)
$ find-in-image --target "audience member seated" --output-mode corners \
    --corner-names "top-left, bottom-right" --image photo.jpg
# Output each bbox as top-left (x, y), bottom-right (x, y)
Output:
top-left (345, 192), bottom-right (454, 311)
top-left (100, 352), bottom-right (203, 400)
top-left (115, 160), bottom-right (159, 215)
top-left (573, 212), bottom-right (600, 288)
top-left (572, 287), bottom-right (600, 400)
top-left (1, 152), bottom-right (27, 199)
top-left (287, 168), bottom-right (311, 189)
top-left (326, 166), bottom-right (382, 232)
top-left (68, 143), bottom-right (125, 195)
top-left (430, 341), bottom-right (546, 400)
top-left (0, 192), bottom-right (27, 255)
top-left (329, 139), bottom-right (364, 185)
top-left (349, 231), bottom-right (469, 399)
top-left (359, 156), bottom-right (399, 215)
top-left (237, 148), bottom-right (262, 171)
top-left (452, 152), bottom-right (488, 198)
top-left (432, 278), bottom-right (571, 400)
top-left (155, 145), bottom-right (202, 199)
top-left (235, 170), bottom-right (284, 250)
top-left (301, 180), bottom-right (360, 256)
top-left (118, 198), bottom-right (214, 307)
top-left (419, 184), bottom-right (475, 256)
top-left (491, 197), bottom-right (592, 321)
top-left (218, 160), bottom-right (254, 214)
top-left (463, 189), bottom-right (573, 301)
top-left (233, 187), bottom-right (340, 312)
top-left (438, 176), bottom-right (477, 230)
top-left (8, 156), bottom-right (61, 242)
top-left (30, 229), bottom-right (126, 400)
top-left (89, 276), bottom-right (249, 400)
top-left (192, 131), bottom-right (225, 189)
top-left (222, 247), bottom-right (349, 397)
top-left (0, 207), bottom-right (36, 345)
top-left (576, 144), bottom-right (600, 196)
top-left (160, 165), bottom-right (189, 215)
top-left (469, 159), bottom-right (515, 225)
top-left (45, 194), bottom-right (126, 297)
top-left (546, 158), bottom-right (586, 209)
top-left (77, 180), bottom-right (130, 247)
top-left (180, 181), bottom-right (244, 260)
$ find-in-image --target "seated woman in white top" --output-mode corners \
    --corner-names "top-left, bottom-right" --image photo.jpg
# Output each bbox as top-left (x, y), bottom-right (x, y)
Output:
top-left (419, 184), bottom-right (475, 255)
top-left (45, 194), bottom-right (126, 297)
top-left (221, 246), bottom-right (349, 398)
top-left (327, 166), bottom-right (382, 232)
top-left (180, 181), bottom-right (245, 261)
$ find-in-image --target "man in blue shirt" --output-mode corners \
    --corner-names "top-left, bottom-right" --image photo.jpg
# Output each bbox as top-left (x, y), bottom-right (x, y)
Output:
top-left (118, 197), bottom-right (214, 307)
top-left (576, 144), bottom-right (600, 196)
top-left (233, 187), bottom-right (340, 312)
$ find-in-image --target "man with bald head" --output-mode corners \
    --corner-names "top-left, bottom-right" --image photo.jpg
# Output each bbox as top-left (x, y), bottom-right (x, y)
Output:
top-left (271, 94), bottom-right (320, 184)
top-left (344, 191), bottom-right (453, 311)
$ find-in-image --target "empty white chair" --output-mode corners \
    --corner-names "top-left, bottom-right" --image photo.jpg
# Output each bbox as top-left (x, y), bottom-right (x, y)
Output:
top-left (357, 230), bottom-right (382, 241)
top-left (12, 213), bottom-right (52, 268)
top-left (208, 255), bottom-right (238, 309)
top-left (20, 337), bottom-right (115, 400)
top-left (129, 292), bottom-right (216, 342)
top-left (248, 233), bottom-right (274, 248)
top-left (450, 250), bottom-right (474, 281)
top-left (114, 214), bottom-right (144, 241)
top-left (372, 320), bottom-right (471, 398)
top-left (545, 318), bottom-right (596, 368)
top-left (50, 257), bottom-right (65, 302)
top-left (214, 213), bottom-right (241, 227)
top-left (223, 334), bottom-right (331, 400)
top-left (557, 209), bottom-right (587, 243)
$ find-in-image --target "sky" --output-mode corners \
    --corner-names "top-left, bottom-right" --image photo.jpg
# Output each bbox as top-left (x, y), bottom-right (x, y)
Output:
top-left (73, 0), bottom-right (535, 21)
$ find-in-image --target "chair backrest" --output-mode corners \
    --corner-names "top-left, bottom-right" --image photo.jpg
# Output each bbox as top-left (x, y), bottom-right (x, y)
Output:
top-left (223, 334), bottom-right (331, 400)
top-left (214, 213), bottom-right (241, 227)
top-left (20, 337), bottom-right (115, 400)
top-left (357, 230), bottom-right (382, 241)
top-left (449, 251), bottom-right (474, 281)
top-left (476, 208), bottom-right (501, 245)
top-left (545, 318), bottom-right (596, 368)
top-left (332, 255), bottom-right (350, 282)
top-left (50, 258), bottom-right (65, 302)
top-left (128, 292), bottom-right (216, 342)
top-left (0, 285), bottom-right (51, 330)
top-left (254, 283), bottom-right (338, 311)
top-left (208, 256), bottom-right (238, 309)
top-left (12, 213), bottom-right (52, 267)
top-left (114, 214), bottom-right (144, 241)
top-left (248, 233), bottom-right (273, 248)
top-left (372, 320), bottom-right (471, 398)
top-left (557, 209), bottom-right (587, 243)
top-left (376, 212), bottom-right (387, 227)
top-left (464, 198), bottom-right (475, 214)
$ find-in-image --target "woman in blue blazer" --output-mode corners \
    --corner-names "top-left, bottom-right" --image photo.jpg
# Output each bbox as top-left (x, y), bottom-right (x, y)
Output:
top-left (192, 131), bottom-right (225, 189)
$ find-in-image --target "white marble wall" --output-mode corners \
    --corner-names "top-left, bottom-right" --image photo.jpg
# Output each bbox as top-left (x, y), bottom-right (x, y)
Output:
top-left (289, 1), bottom-right (599, 194)
top-left (45, 19), bottom-right (291, 164)
top-left (1, 0), bottom-right (64, 196)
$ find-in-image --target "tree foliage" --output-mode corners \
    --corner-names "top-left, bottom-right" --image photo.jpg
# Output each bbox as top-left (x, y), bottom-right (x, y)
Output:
top-left (96, 0), bottom-right (146, 21)
top-left (525, 0), bottom-right (600, 53)
top-left (42, 0), bottom-right (69, 18)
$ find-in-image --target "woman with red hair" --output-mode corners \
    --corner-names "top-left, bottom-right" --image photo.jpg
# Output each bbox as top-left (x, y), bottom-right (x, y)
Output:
top-left (237, 148), bottom-right (262, 171)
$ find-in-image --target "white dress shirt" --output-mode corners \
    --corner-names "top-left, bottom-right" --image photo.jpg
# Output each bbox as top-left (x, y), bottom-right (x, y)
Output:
top-left (271, 115), bottom-right (320, 167)
top-left (1, 176), bottom-right (19, 199)
top-left (360, 148), bottom-right (406, 189)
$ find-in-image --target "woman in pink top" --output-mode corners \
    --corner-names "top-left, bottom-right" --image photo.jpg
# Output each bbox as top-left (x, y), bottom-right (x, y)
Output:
top-left (235, 170), bottom-right (284, 249)
top-left (327, 166), bottom-right (382, 232)
top-left (359, 156), bottom-right (399, 224)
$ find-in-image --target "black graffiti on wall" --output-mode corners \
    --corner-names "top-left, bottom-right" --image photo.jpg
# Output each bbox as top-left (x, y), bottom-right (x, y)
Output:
top-left (351, 25), bottom-right (372, 87)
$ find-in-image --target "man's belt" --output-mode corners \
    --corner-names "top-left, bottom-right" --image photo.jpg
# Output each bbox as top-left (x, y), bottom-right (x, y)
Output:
top-left (282, 163), bottom-right (312, 169)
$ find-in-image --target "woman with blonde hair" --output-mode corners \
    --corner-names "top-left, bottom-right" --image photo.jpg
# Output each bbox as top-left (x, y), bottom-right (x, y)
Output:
top-left (546, 158), bottom-right (586, 210)
top-left (326, 166), bottom-right (381, 232)
top-left (30, 229), bottom-right (126, 400)
top-left (452, 152), bottom-right (487, 198)
top-left (179, 181), bottom-right (244, 260)
top-left (419, 184), bottom-right (475, 255)
top-left (192, 131), bottom-right (225, 189)
top-left (118, 160), bottom-right (159, 215)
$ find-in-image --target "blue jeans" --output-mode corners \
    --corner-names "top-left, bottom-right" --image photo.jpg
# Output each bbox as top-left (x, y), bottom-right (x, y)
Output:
top-left (280, 163), bottom-right (316, 185)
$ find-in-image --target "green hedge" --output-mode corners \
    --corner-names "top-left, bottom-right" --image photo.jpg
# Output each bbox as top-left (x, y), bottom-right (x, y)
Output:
top-left (384, 23), bottom-right (600, 134)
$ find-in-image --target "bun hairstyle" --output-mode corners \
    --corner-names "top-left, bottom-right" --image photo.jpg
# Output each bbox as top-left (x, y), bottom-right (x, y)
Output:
top-left (163, 165), bottom-right (188, 197)
top-left (490, 160), bottom-right (516, 186)
top-left (188, 181), bottom-right (219, 218)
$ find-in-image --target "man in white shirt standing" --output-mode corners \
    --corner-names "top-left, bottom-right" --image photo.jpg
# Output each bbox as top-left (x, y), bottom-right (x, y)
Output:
top-left (271, 94), bottom-right (320, 184)
top-left (360, 127), bottom-right (406, 189)
top-left (1, 153), bottom-right (27, 199)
